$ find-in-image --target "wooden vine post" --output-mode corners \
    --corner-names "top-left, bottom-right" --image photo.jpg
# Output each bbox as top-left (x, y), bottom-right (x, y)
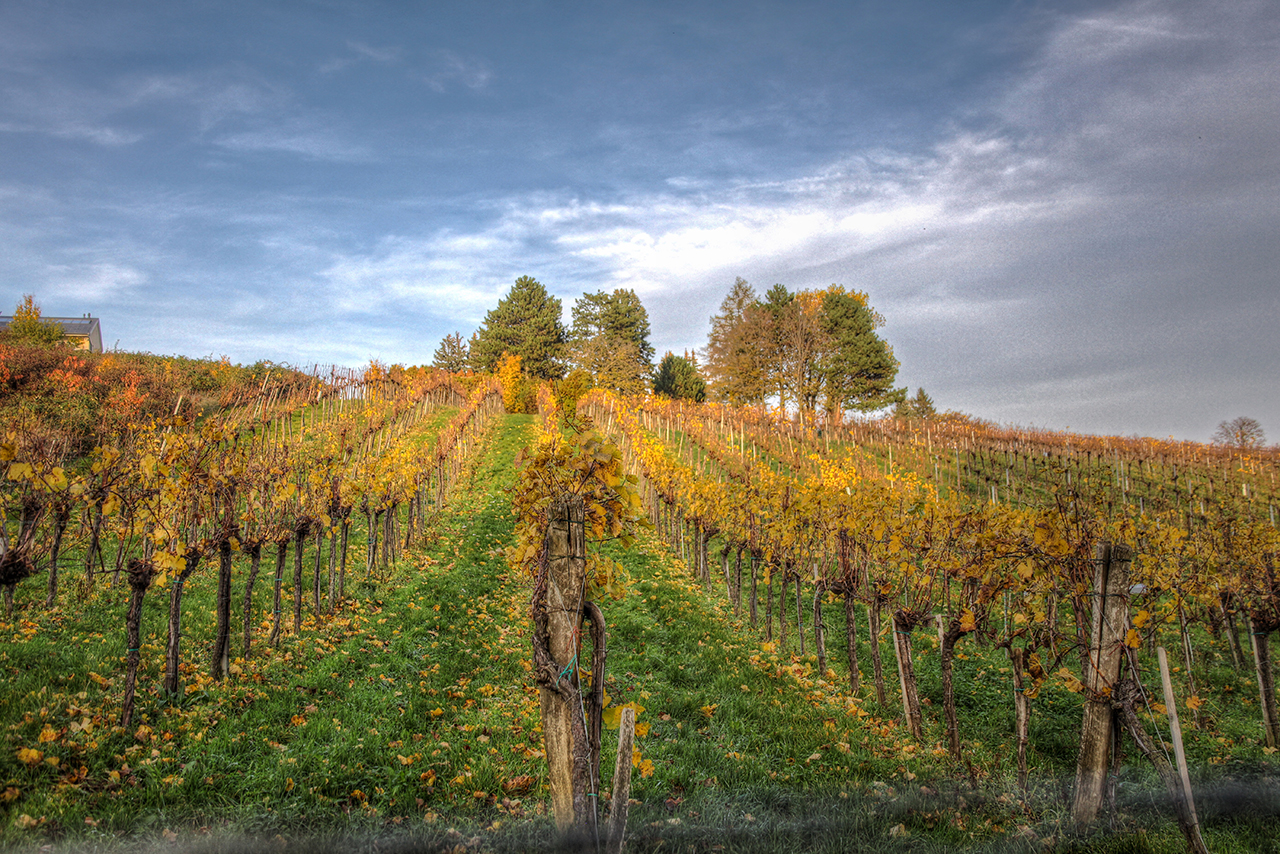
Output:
top-left (1071, 541), bottom-right (1132, 827)
top-left (532, 495), bottom-right (605, 835)
top-left (1248, 615), bottom-right (1280, 749)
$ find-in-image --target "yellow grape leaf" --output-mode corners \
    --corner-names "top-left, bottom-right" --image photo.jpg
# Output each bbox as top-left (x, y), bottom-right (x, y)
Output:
top-left (603, 702), bottom-right (645, 730)
top-left (1057, 668), bottom-right (1084, 694)
top-left (1133, 610), bottom-right (1152, 629)
top-left (16, 748), bottom-right (42, 765)
top-left (1124, 628), bottom-right (1142, 649)
top-left (958, 609), bottom-right (977, 633)
top-left (37, 725), bottom-right (57, 744)
top-left (1186, 695), bottom-right (1204, 712)
top-left (1017, 560), bottom-right (1035, 581)
top-left (6, 462), bottom-right (32, 482)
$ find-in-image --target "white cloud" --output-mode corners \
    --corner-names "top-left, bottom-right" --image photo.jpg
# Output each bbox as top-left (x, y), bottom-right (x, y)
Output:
top-left (214, 125), bottom-right (371, 161)
top-left (45, 261), bottom-right (147, 301)
top-left (418, 51), bottom-right (493, 93)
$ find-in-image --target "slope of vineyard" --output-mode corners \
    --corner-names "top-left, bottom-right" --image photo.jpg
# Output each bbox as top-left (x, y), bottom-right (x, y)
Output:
top-left (4, 379), bottom-right (1280, 852)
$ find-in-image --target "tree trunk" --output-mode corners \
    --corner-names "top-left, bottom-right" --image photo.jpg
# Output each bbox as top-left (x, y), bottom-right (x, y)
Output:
top-left (339, 518), bottom-right (350, 601)
top-left (938, 619), bottom-right (965, 761)
top-left (211, 539), bottom-right (233, 680)
top-left (1220, 592), bottom-right (1244, 670)
top-left (313, 525), bottom-right (324, 614)
top-left (242, 544), bottom-right (263, 658)
top-left (868, 601), bottom-right (887, 706)
top-left (843, 593), bottom-right (860, 694)
top-left (794, 574), bottom-right (805, 657)
top-left (120, 559), bottom-right (156, 727)
top-left (777, 572), bottom-right (788, 654)
top-left (813, 585), bottom-right (827, 675)
top-left (733, 546), bottom-right (744, 616)
top-left (293, 524), bottom-right (307, 635)
top-left (163, 552), bottom-right (203, 696)
top-left (1112, 679), bottom-right (1211, 854)
top-left (764, 572), bottom-right (773, 642)
top-left (1009, 646), bottom-right (1030, 792)
top-left (84, 501), bottom-right (105, 586)
top-left (269, 539), bottom-right (287, 648)
top-left (45, 504), bottom-right (71, 608)
top-left (327, 527), bottom-right (338, 614)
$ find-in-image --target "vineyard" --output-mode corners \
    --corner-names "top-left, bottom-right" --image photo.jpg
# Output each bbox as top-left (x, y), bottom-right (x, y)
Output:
top-left (2, 357), bottom-right (1280, 852)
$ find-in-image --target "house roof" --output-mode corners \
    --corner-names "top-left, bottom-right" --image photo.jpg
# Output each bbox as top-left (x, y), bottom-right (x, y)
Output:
top-left (0, 315), bottom-right (103, 352)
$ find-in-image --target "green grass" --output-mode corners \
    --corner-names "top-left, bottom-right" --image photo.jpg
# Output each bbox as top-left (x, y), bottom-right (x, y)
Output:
top-left (3, 414), bottom-right (1280, 852)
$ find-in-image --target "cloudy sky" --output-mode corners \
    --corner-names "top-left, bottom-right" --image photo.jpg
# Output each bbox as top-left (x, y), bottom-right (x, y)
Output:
top-left (1, 0), bottom-right (1276, 441)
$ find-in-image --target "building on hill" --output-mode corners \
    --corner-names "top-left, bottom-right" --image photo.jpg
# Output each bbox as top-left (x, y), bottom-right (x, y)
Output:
top-left (0, 313), bottom-right (103, 352)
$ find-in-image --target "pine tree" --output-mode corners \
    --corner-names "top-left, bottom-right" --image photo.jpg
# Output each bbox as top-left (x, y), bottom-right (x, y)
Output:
top-left (470, 276), bottom-right (567, 379)
top-left (819, 289), bottom-right (905, 416)
top-left (893, 388), bottom-right (937, 420)
top-left (431, 332), bottom-right (469, 373)
top-left (653, 352), bottom-right (706, 402)
top-left (569, 289), bottom-right (654, 394)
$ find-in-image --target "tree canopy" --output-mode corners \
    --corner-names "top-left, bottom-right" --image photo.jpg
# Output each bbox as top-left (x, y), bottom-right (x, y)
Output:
top-left (893, 388), bottom-right (938, 420)
top-left (1213, 416), bottom-right (1266, 449)
top-left (701, 279), bottom-right (904, 418)
top-left (3, 295), bottom-right (64, 347)
top-left (569, 289), bottom-right (653, 395)
top-left (702, 278), bottom-right (771, 406)
top-left (469, 276), bottom-right (567, 380)
top-left (653, 352), bottom-right (706, 402)
top-left (431, 332), bottom-right (469, 373)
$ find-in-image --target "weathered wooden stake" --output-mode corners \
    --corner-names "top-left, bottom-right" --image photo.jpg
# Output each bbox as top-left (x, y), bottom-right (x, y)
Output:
top-left (1248, 618), bottom-right (1280, 749)
top-left (891, 611), bottom-right (924, 740)
top-left (1157, 646), bottom-right (1207, 852)
top-left (1071, 542), bottom-right (1132, 827)
top-left (1009, 647), bottom-right (1030, 791)
top-left (538, 495), bottom-right (592, 832)
top-left (606, 706), bottom-right (636, 854)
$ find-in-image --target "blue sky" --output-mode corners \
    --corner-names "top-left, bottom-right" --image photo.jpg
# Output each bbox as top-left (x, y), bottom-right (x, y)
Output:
top-left (2, 0), bottom-right (1277, 441)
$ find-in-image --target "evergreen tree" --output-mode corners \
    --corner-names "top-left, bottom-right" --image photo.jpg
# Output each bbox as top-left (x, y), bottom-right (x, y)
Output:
top-left (431, 332), bottom-right (469, 373)
top-left (653, 352), bottom-right (706, 402)
top-left (893, 388), bottom-right (937, 420)
top-left (569, 288), bottom-right (654, 394)
top-left (761, 284), bottom-right (794, 408)
top-left (470, 276), bottom-right (567, 380)
top-left (819, 289), bottom-right (905, 416)
top-left (570, 289), bottom-right (654, 365)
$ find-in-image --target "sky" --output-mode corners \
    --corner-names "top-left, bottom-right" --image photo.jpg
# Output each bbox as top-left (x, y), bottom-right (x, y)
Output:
top-left (1, 0), bottom-right (1276, 442)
